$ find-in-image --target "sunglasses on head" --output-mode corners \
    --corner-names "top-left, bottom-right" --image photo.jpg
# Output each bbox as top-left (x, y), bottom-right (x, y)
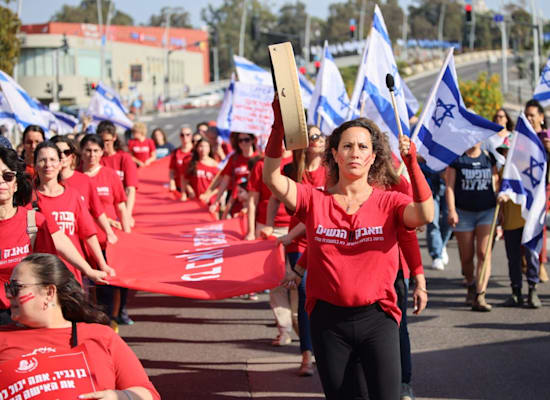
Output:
top-left (1, 171), bottom-right (16, 183)
top-left (4, 281), bottom-right (43, 297)
top-left (309, 134), bottom-right (321, 142)
top-left (238, 137), bottom-right (252, 143)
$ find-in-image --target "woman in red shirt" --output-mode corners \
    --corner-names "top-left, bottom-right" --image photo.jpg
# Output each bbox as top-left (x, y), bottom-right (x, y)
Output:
top-left (169, 126), bottom-right (194, 192)
top-left (33, 141), bottom-right (114, 284)
top-left (1, 253), bottom-right (160, 400)
top-left (181, 137), bottom-right (219, 201)
top-left (263, 97), bottom-right (434, 400)
top-left (128, 122), bottom-right (156, 168)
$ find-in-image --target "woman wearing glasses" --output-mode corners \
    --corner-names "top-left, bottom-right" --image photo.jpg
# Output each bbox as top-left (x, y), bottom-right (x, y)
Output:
top-left (32, 141), bottom-right (114, 285)
top-left (0, 147), bottom-right (108, 325)
top-left (169, 126), bottom-right (194, 192)
top-left (1, 253), bottom-right (160, 400)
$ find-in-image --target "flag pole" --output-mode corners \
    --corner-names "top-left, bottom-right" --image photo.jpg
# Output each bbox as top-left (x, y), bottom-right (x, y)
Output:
top-left (395, 47), bottom-right (455, 175)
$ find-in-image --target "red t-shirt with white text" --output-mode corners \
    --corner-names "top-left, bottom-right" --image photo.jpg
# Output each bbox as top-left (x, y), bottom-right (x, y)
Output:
top-left (0, 323), bottom-right (160, 399)
top-left (169, 148), bottom-right (192, 189)
top-left (88, 167), bottom-right (127, 222)
top-left (184, 161), bottom-right (219, 197)
top-left (101, 151), bottom-right (139, 188)
top-left (295, 184), bottom-right (410, 323)
top-left (127, 138), bottom-right (155, 163)
top-left (0, 208), bottom-right (58, 309)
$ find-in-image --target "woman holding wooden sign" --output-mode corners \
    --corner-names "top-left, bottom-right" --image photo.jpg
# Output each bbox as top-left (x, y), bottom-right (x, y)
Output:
top-left (263, 97), bottom-right (433, 400)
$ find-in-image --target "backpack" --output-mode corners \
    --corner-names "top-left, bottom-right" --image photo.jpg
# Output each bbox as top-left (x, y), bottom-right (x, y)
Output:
top-left (26, 209), bottom-right (38, 250)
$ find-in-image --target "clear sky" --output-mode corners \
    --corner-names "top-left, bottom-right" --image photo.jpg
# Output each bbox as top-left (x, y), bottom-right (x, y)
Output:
top-left (14, 0), bottom-right (549, 28)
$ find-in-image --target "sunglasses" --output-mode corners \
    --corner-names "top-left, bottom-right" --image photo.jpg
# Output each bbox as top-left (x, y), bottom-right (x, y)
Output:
top-left (4, 281), bottom-right (43, 298)
top-left (309, 134), bottom-right (321, 142)
top-left (1, 171), bottom-right (16, 183)
top-left (238, 138), bottom-right (252, 143)
top-left (61, 149), bottom-right (73, 157)
top-left (180, 133), bottom-right (192, 137)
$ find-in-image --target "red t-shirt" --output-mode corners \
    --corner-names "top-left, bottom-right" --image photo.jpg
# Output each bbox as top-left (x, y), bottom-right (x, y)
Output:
top-left (169, 148), bottom-right (192, 189)
top-left (0, 208), bottom-right (58, 309)
top-left (127, 138), bottom-right (155, 163)
top-left (0, 323), bottom-right (160, 399)
top-left (247, 157), bottom-right (292, 226)
top-left (36, 187), bottom-right (98, 283)
top-left (285, 164), bottom-right (328, 253)
top-left (222, 153), bottom-right (256, 192)
top-left (294, 184), bottom-right (410, 323)
top-left (101, 151), bottom-right (139, 188)
top-left (184, 161), bottom-right (219, 197)
top-left (387, 176), bottom-right (424, 279)
top-left (88, 167), bottom-right (127, 221)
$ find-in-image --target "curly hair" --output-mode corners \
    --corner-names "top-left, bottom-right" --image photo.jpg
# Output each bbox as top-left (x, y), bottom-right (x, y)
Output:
top-left (325, 118), bottom-right (399, 188)
top-left (22, 253), bottom-right (110, 325)
top-left (0, 146), bottom-right (33, 206)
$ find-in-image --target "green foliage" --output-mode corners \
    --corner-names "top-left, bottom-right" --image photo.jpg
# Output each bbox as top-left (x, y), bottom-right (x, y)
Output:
top-left (338, 65), bottom-right (358, 96)
top-left (51, 0), bottom-right (133, 26)
top-left (0, 1), bottom-right (21, 76)
top-left (459, 72), bottom-right (503, 120)
top-left (149, 7), bottom-right (192, 28)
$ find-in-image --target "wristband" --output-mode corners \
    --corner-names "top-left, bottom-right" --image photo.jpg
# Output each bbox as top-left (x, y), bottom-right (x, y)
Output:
top-left (416, 287), bottom-right (428, 294)
top-left (291, 267), bottom-right (303, 278)
top-left (402, 142), bottom-right (431, 203)
top-left (265, 96), bottom-right (285, 158)
top-left (120, 390), bottom-right (133, 400)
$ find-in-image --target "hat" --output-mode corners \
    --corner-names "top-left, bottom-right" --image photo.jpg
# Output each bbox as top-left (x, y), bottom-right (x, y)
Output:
top-left (0, 135), bottom-right (12, 149)
top-left (497, 132), bottom-right (513, 150)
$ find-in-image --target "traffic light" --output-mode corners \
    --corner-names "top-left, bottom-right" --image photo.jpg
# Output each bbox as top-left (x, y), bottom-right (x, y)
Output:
top-left (46, 82), bottom-right (52, 95)
top-left (152, 76), bottom-right (156, 86)
top-left (251, 15), bottom-right (260, 41)
top-left (212, 29), bottom-right (219, 47)
top-left (84, 82), bottom-right (96, 96)
top-left (57, 84), bottom-right (63, 94)
top-left (61, 34), bottom-right (69, 55)
top-left (349, 18), bottom-right (356, 39)
top-left (118, 80), bottom-right (123, 90)
top-left (314, 60), bottom-right (321, 75)
top-left (298, 66), bottom-right (307, 75)
top-left (465, 4), bottom-right (472, 22)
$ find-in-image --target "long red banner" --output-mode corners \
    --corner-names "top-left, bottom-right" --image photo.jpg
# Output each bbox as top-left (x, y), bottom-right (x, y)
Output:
top-left (105, 157), bottom-right (285, 299)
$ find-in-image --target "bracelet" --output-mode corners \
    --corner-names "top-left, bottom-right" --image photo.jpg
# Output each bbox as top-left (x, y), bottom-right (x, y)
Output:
top-left (291, 268), bottom-right (303, 278)
top-left (416, 287), bottom-right (428, 294)
top-left (120, 390), bottom-right (133, 400)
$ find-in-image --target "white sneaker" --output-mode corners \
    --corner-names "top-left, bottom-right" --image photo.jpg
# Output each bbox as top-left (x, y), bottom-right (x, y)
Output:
top-left (441, 247), bottom-right (449, 265)
top-left (432, 258), bottom-right (445, 270)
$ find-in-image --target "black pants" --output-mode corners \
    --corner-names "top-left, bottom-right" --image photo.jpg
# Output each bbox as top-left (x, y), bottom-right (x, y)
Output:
top-left (310, 300), bottom-right (401, 400)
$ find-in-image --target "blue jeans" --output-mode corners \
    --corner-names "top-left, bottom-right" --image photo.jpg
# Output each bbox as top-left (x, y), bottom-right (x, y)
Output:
top-left (288, 252), bottom-right (312, 353)
top-left (395, 269), bottom-right (411, 384)
top-left (427, 188), bottom-right (452, 260)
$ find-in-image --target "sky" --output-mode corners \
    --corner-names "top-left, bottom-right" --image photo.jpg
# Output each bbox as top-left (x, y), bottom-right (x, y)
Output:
top-left (13, 0), bottom-right (549, 28)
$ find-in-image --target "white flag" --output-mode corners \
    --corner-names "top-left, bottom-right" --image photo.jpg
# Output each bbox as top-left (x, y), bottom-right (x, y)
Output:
top-left (0, 92), bottom-right (15, 132)
top-left (87, 82), bottom-right (132, 130)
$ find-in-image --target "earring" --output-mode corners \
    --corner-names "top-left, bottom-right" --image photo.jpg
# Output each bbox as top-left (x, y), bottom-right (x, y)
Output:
top-left (49, 303), bottom-right (56, 308)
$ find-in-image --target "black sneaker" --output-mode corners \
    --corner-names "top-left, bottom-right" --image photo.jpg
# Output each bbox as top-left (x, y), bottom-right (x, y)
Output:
top-left (117, 310), bottom-right (135, 325)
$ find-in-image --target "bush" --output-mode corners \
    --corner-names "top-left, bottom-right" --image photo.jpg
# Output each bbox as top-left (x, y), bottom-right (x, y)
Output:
top-left (459, 72), bottom-right (503, 120)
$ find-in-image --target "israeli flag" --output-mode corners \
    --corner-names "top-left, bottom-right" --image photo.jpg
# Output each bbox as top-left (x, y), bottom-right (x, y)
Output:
top-left (403, 82), bottom-right (419, 119)
top-left (308, 42), bottom-right (351, 135)
top-left (87, 82), bottom-right (132, 130)
top-left (0, 70), bottom-right (49, 131)
top-left (53, 111), bottom-right (79, 134)
top-left (533, 55), bottom-right (550, 108)
top-left (412, 50), bottom-right (503, 172)
top-left (500, 113), bottom-right (547, 255)
top-left (234, 55), bottom-right (314, 108)
top-left (216, 75), bottom-right (235, 141)
top-left (0, 92), bottom-right (16, 131)
top-left (234, 55), bottom-right (273, 86)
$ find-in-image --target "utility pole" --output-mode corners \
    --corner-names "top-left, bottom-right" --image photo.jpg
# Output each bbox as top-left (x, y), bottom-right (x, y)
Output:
top-left (358, 0), bottom-right (367, 41)
top-left (163, 10), bottom-right (172, 101)
top-left (238, 0), bottom-right (248, 57)
top-left (402, 11), bottom-right (408, 59)
top-left (13, 0), bottom-right (23, 82)
top-left (530, 0), bottom-right (539, 87)
top-left (105, 0), bottom-right (114, 87)
top-left (97, 0), bottom-right (104, 82)
top-left (437, 3), bottom-right (446, 43)
top-left (304, 13), bottom-right (311, 67)
top-left (500, 19), bottom-right (508, 94)
top-left (54, 48), bottom-right (60, 103)
top-left (469, 8), bottom-right (476, 50)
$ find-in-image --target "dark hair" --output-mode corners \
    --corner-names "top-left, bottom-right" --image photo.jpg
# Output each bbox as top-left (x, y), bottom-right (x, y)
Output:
top-left (290, 125), bottom-right (324, 183)
top-left (33, 141), bottom-right (63, 186)
top-left (230, 132), bottom-right (256, 154)
top-left (22, 253), bottom-right (110, 325)
top-left (186, 137), bottom-right (214, 177)
top-left (325, 118), bottom-right (400, 187)
top-left (80, 134), bottom-right (104, 150)
top-left (525, 99), bottom-right (547, 128)
top-left (0, 147), bottom-right (32, 206)
top-left (50, 135), bottom-right (80, 168)
top-left (96, 120), bottom-right (116, 136)
top-left (196, 121), bottom-right (209, 132)
top-left (492, 108), bottom-right (514, 132)
top-left (151, 128), bottom-right (167, 146)
top-left (22, 125), bottom-right (45, 143)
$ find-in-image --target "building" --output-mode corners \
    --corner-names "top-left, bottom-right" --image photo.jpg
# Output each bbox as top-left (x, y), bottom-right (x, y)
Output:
top-left (18, 22), bottom-right (210, 108)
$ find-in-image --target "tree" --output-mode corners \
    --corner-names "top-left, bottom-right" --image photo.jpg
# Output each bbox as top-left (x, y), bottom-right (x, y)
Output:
top-left (149, 7), bottom-right (192, 29)
top-left (51, 0), bottom-right (133, 26)
top-left (459, 72), bottom-right (503, 119)
top-left (0, 0), bottom-right (21, 76)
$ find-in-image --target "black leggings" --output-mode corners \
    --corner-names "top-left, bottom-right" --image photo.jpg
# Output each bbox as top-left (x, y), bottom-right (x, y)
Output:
top-left (310, 301), bottom-right (401, 400)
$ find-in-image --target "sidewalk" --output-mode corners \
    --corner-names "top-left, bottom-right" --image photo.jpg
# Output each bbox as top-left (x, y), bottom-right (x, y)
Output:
top-left (119, 234), bottom-right (550, 399)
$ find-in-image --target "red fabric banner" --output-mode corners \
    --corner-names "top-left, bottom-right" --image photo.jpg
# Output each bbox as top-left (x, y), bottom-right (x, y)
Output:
top-left (0, 345), bottom-right (95, 400)
top-left (105, 157), bottom-right (285, 299)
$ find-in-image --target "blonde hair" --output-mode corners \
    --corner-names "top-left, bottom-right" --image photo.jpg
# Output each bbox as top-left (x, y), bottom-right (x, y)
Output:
top-left (132, 122), bottom-right (147, 135)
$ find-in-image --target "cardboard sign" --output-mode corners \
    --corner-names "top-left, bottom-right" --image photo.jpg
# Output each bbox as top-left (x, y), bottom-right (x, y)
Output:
top-left (0, 345), bottom-right (95, 400)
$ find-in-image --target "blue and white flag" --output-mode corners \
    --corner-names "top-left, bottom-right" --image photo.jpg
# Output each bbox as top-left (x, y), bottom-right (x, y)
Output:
top-left (412, 50), bottom-right (503, 172)
top-left (87, 82), bottom-right (132, 130)
top-left (234, 55), bottom-right (314, 108)
top-left (500, 113), bottom-right (547, 255)
top-left (216, 75), bottom-right (235, 141)
top-left (234, 55), bottom-right (273, 86)
top-left (0, 70), bottom-right (49, 131)
top-left (403, 81), bottom-right (419, 119)
top-left (348, 5), bottom-right (410, 156)
top-left (533, 55), bottom-right (550, 108)
top-left (53, 111), bottom-right (79, 134)
top-left (0, 92), bottom-right (16, 131)
top-left (308, 42), bottom-right (351, 135)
